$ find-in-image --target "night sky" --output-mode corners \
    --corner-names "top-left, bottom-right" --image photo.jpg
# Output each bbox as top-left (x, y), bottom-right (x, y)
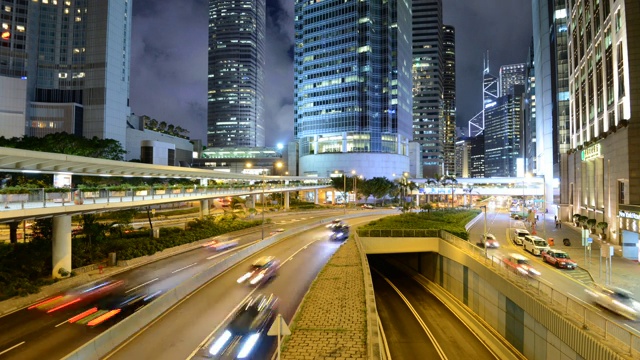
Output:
top-left (130, 0), bottom-right (532, 145)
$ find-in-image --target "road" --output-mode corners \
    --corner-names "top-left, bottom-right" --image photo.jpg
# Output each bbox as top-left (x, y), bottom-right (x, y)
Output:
top-left (468, 208), bottom-right (640, 334)
top-left (370, 257), bottom-right (498, 360)
top-left (101, 215), bottom-right (384, 360)
top-left (0, 210), bottom-right (354, 360)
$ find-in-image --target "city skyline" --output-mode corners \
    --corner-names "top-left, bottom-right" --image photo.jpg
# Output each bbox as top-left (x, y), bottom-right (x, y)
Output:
top-left (130, 0), bottom-right (532, 145)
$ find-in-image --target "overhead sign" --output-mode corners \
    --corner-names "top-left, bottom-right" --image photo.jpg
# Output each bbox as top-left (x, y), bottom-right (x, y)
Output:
top-left (581, 143), bottom-right (601, 161)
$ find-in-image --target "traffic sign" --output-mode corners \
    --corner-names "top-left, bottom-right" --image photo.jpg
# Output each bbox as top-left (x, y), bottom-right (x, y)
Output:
top-left (587, 237), bottom-right (593, 244)
top-left (268, 314), bottom-right (291, 336)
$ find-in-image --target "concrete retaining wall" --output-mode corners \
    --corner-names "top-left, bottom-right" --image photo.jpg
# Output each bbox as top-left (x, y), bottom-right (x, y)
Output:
top-left (388, 241), bottom-right (624, 360)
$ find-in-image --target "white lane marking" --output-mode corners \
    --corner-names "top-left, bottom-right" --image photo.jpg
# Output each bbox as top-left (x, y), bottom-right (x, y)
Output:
top-left (171, 263), bottom-right (197, 274)
top-left (55, 320), bottom-right (68, 328)
top-left (185, 291), bottom-right (258, 360)
top-left (282, 239), bottom-right (317, 265)
top-left (0, 341), bottom-right (25, 356)
top-left (125, 278), bottom-right (159, 293)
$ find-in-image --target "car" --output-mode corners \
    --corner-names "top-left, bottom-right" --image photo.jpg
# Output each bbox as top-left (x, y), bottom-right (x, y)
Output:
top-left (523, 235), bottom-right (550, 256)
top-left (327, 219), bottom-right (344, 229)
top-left (361, 204), bottom-right (374, 209)
top-left (208, 294), bottom-right (278, 359)
top-left (585, 286), bottom-right (640, 320)
top-left (511, 228), bottom-right (530, 246)
top-left (202, 239), bottom-right (239, 251)
top-left (541, 249), bottom-right (577, 269)
top-left (269, 228), bottom-right (285, 235)
top-left (330, 224), bottom-right (350, 241)
top-left (476, 233), bottom-right (500, 249)
top-left (237, 256), bottom-right (280, 286)
top-left (502, 253), bottom-right (540, 277)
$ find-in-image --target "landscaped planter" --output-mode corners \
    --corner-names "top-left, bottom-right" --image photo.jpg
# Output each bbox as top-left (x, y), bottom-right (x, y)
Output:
top-left (154, 189), bottom-right (167, 195)
top-left (46, 192), bottom-right (71, 202)
top-left (2, 194), bottom-right (28, 203)
top-left (109, 191), bottom-right (126, 197)
top-left (82, 191), bottom-right (99, 198)
top-left (135, 190), bottom-right (149, 196)
top-left (171, 189), bottom-right (182, 194)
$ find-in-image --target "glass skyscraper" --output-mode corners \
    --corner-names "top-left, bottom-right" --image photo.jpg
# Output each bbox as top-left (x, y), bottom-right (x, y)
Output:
top-left (442, 24), bottom-right (456, 176)
top-left (293, 0), bottom-right (413, 179)
top-left (207, 0), bottom-right (266, 148)
top-left (0, 0), bottom-right (132, 145)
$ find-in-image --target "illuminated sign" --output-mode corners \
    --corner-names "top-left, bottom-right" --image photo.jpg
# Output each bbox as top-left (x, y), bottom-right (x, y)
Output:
top-left (619, 210), bottom-right (640, 220)
top-left (581, 143), bottom-right (601, 161)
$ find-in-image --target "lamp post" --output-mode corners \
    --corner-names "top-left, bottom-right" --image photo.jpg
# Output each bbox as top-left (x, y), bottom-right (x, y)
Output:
top-left (480, 205), bottom-right (488, 257)
top-left (351, 170), bottom-right (357, 208)
top-left (261, 169), bottom-right (266, 240)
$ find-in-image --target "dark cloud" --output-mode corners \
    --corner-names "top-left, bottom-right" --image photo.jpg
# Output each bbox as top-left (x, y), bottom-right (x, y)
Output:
top-left (130, 0), bottom-right (531, 144)
top-left (444, 0), bottom-right (532, 131)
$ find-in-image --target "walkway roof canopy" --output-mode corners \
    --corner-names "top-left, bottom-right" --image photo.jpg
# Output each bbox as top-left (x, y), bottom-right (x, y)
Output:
top-left (0, 147), bottom-right (320, 181)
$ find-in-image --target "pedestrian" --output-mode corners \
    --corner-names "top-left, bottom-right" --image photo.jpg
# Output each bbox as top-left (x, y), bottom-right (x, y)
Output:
top-left (554, 215), bottom-right (557, 222)
top-left (558, 220), bottom-right (562, 229)
top-left (555, 220), bottom-right (559, 229)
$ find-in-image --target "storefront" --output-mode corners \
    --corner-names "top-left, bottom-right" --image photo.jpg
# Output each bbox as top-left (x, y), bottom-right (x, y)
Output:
top-left (617, 205), bottom-right (640, 260)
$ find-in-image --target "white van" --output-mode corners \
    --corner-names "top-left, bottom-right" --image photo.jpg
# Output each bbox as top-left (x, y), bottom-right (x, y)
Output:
top-left (523, 235), bottom-right (550, 256)
top-left (511, 228), bottom-right (530, 246)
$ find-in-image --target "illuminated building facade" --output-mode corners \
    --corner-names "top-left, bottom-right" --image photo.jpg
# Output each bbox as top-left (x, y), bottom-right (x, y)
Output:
top-left (207, 0), bottom-right (266, 148)
top-left (293, 0), bottom-right (413, 179)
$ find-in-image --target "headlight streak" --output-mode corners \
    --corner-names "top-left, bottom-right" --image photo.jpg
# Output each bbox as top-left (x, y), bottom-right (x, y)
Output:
top-left (237, 333), bottom-right (260, 358)
top-left (209, 330), bottom-right (232, 356)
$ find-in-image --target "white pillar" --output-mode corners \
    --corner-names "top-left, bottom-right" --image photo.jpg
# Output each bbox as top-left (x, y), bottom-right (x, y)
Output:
top-left (314, 189), bottom-right (319, 204)
top-left (200, 199), bottom-right (210, 217)
top-left (284, 192), bottom-right (290, 210)
top-left (52, 215), bottom-right (72, 278)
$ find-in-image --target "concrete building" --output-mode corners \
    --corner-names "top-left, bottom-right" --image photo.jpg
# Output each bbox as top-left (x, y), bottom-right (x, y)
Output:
top-left (469, 134), bottom-right (485, 178)
top-left (207, 0), bottom-right (266, 148)
top-left (442, 25), bottom-right (456, 176)
top-left (523, 39), bottom-right (537, 175)
top-left (484, 85), bottom-right (524, 178)
top-left (499, 63), bottom-right (526, 97)
top-left (0, 0), bottom-right (132, 146)
top-left (412, 0), bottom-right (443, 177)
top-left (564, 0), bottom-right (640, 259)
top-left (293, 0), bottom-right (413, 180)
top-left (193, 147), bottom-right (286, 176)
top-left (454, 138), bottom-right (470, 178)
top-left (125, 115), bottom-right (195, 166)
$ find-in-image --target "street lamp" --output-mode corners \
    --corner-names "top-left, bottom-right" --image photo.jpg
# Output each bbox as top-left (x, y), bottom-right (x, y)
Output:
top-left (480, 205), bottom-right (488, 257)
top-left (261, 169), bottom-right (266, 240)
top-left (351, 170), bottom-right (358, 208)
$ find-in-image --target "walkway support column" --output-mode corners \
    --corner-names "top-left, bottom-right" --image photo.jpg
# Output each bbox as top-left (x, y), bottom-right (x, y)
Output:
top-left (200, 199), bottom-right (210, 218)
top-left (52, 215), bottom-right (72, 279)
top-left (284, 191), bottom-right (290, 210)
top-left (314, 189), bottom-right (319, 204)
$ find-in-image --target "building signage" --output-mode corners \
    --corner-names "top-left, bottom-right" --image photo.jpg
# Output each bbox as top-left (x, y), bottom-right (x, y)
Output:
top-left (619, 210), bottom-right (640, 220)
top-left (581, 144), bottom-right (601, 161)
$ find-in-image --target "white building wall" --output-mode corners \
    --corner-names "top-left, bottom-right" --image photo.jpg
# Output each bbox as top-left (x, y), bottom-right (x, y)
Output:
top-left (0, 76), bottom-right (27, 138)
top-left (299, 153), bottom-right (410, 180)
top-left (126, 128), bottom-right (193, 163)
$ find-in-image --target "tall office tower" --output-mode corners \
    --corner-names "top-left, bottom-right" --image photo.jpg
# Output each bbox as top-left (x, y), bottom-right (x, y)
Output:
top-left (532, 0), bottom-right (571, 207)
top-left (454, 138), bottom-right (470, 178)
top-left (207, 0), bottom-right (266, 148)
top-left (523, 39), bottom-right (537, 174)
top-left (499, 63), bottom-right (526, 97)
top-left (441, 25), bottom-right (456, 176)
top-left (564, 0), bottom-right (639, 256)
top-left (293, 0), bottom-right (413, 179)
top-left (469, 133), bottom-right (485, 178)
top-left (412, 0), bottom-right (443, 177)
top-left (468, 53), bottom-right (498, 137)
top-left (0, 0), bottom-right (132, 145)
top-left (483, 85), bottom-right (524, 177)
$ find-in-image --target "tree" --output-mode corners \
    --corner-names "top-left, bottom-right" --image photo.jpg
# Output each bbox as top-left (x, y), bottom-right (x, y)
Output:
top-left (362, 177), bottom-right (394, 205)
top-left (596, 221), bottom-right (608, 239)
top-left (158, 121), bottom-right (167, 132)
top-left (440, 175), bottom-right (458, 207)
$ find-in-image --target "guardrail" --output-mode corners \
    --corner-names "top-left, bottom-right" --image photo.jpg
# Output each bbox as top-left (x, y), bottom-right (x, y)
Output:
top-left (436, 230), bottom-right (640, 358)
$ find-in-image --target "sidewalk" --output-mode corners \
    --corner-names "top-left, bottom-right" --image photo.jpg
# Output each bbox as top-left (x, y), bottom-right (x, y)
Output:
top-left (533, 212), bottom-right (640, 295)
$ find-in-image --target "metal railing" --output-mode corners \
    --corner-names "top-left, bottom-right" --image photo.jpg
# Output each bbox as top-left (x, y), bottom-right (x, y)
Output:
top-left (436, 230), bottom-right (640, 358)
top-left (0, 183), bottom-right (330, 211)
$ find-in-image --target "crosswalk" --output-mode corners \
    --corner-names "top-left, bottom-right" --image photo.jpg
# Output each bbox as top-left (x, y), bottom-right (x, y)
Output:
top-left (566, 267), bottom-right (594, 285)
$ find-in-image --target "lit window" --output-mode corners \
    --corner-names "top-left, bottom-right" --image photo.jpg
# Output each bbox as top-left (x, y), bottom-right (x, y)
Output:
top-left (75, 16), bottom-right (81, 22)
top-left (16, 25), bottom-right (25, 32)
top-left (58, 72), bottom-right (68, 79)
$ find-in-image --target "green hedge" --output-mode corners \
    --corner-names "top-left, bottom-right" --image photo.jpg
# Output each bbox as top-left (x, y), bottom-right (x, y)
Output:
top-left (358, 209), bottom-right (479, 240)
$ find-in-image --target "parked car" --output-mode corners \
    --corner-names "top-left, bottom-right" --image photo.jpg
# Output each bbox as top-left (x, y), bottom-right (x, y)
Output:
top-left (585, 286), bottom-right (640, 320)
top-left (503, 253), bottom-right (540, 277)
top-left (476, 233), bottom-right (500, 249)
top-left (511, 228), bottom-right (530, 246)
top-left (361, 204), bottom-right (374, 209)
top-left (523, 235), bottom-right (550, 256)
top-left (541, 249), bottom-right (577, 269)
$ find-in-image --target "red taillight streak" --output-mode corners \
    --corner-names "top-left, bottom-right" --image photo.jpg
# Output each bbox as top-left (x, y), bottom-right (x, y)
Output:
top-left (28, 295), bottom-right (63, 310)
top-left (87, 309), bottom-right (121, 326)
top-left (47, 298), bottom-right (81, 313)
top-left (68, 307), bottom-right (98, 323)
